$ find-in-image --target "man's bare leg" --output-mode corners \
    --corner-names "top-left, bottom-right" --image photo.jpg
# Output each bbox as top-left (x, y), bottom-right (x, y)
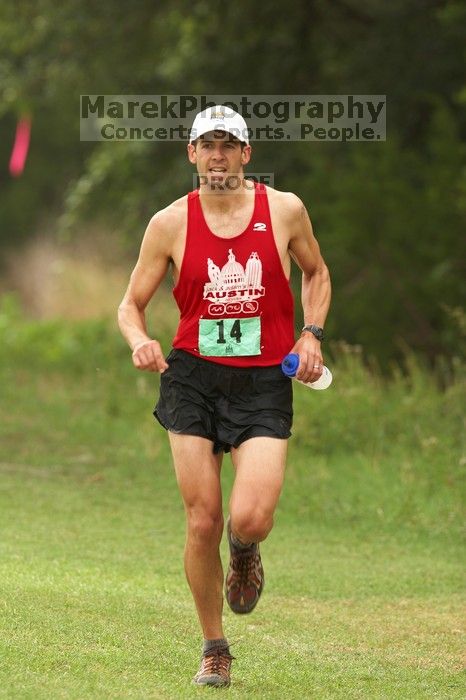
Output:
top-left (230, 436), bottom-right (288, 543)
top-left (225, 437), bottom-right (288, 613)
top-left (168, 433), bottom-right (225, 639)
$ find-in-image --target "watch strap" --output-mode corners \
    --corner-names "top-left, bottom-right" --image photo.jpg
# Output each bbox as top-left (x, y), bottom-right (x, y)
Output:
top-left (301, 324), bottom-right (324, 341)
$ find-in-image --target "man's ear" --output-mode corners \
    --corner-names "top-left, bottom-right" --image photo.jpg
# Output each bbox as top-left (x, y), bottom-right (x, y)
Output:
top-left (241, 145), bottom-right (252, 165)
top-left (187, 143), bottom-right (197, 164)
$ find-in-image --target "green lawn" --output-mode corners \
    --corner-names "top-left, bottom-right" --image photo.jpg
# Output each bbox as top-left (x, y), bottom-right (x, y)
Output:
top-left (0, 317), bottom-right (464, 698)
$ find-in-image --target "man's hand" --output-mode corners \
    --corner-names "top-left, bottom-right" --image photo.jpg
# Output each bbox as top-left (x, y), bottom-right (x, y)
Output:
top-left (131, 340), bottom-right (169, 373)
top-left (290, 333), bottom-right (324, 384)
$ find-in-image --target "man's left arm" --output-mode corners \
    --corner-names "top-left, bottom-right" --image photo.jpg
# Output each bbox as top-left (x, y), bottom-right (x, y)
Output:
top-left (288, 197), bottom-right (331, 384)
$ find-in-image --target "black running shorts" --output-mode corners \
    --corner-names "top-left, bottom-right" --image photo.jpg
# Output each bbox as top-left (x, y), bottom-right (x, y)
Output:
top-left (154, 349), bottom-right (293, 453)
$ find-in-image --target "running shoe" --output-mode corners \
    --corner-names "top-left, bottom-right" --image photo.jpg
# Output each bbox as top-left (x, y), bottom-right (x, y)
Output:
top-left (192, 646), bottom-right (234, 687)
top-left (225, 517), bottom-right (264, 614)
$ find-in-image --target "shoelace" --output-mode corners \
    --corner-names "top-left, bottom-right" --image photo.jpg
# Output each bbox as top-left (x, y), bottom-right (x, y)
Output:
top-left (232, 546), bottom-right (258, 582)
top-left (202, 648), bottom-right (235, 676)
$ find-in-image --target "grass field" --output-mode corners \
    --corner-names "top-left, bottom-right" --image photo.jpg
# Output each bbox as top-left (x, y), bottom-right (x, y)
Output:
top-left (0, 309), bottom-right (464, 699)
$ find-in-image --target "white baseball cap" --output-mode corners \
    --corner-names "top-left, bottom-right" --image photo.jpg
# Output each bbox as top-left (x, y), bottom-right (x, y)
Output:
top-left (189, 105), bottom-right (249, 145)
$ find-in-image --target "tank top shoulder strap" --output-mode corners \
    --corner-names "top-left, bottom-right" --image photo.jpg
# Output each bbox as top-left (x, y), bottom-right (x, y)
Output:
top-left (252, 181), bottom-right (273, 228)
top-left (187, 188), bottom-right (200, 218)
top-left (187, 189), bottom-right (209, 241)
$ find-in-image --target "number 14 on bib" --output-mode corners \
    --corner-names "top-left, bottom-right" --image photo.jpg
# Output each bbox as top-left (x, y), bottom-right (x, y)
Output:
top-left (198, 317), bottom-right (261, 357)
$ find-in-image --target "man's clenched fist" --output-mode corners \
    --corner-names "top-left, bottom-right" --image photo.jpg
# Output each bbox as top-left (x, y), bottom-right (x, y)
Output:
top-left (131, 340), bottom-right (169, 373)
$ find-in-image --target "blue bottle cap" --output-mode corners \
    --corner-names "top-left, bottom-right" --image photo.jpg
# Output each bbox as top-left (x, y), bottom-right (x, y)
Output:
top-left (281, 353), bottom-right (300, 377)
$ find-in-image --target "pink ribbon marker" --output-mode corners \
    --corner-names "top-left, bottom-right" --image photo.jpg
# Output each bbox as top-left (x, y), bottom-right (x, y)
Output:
top-left (9, 117), bottom-right (31, 177)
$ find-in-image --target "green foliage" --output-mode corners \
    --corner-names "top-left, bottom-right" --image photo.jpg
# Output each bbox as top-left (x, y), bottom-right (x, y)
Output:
top-left (0, 294), bottom-right (127, 374)
top-left (1, 0), bottom-right (465, 362)
top-left (289, 343), bottom-right (464, 534)
top-left (1, 309), bottom-right (463, 540)
top-left (299, 102), bottom-right (466, 364)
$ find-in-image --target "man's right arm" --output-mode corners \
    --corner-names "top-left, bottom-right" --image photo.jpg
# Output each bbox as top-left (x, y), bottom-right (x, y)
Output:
top-left (118, 212), bottom-right (172, 372)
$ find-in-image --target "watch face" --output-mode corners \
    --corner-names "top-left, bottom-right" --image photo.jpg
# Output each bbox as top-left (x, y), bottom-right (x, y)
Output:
top-left (305, 325), bottom-right (323, 340)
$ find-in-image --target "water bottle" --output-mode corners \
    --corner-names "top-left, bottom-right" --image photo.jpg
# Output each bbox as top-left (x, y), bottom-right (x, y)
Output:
top-left (281, 353), bottom-right (333, 390)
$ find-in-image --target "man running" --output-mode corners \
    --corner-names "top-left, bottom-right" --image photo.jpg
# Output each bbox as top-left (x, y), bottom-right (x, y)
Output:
top-left (118, 105), bottom-right (331, 688)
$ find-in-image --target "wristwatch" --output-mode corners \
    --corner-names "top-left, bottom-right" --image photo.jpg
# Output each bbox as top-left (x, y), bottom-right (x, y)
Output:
top-left (301, 324), bottom-right (324, 341)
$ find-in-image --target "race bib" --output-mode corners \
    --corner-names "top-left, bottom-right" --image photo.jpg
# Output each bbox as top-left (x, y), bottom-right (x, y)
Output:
top-left (199, 317), bottom-right (261, 357)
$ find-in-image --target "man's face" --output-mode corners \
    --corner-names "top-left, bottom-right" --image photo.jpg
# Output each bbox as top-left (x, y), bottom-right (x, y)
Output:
top-left (187, 130), bottom-right (251, 189)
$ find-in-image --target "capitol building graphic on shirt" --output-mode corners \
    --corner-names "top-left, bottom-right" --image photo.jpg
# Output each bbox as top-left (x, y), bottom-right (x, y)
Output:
top-left (203, 249), bottom-right (265, 315)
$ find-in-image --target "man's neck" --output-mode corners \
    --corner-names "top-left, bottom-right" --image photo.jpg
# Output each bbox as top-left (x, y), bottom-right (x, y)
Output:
top-left (199, 179), bottom-right (254, 213)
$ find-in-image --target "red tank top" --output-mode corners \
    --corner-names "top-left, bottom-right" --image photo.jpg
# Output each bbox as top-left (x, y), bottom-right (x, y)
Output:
top-left (172, 182), bottom-right (295, 366)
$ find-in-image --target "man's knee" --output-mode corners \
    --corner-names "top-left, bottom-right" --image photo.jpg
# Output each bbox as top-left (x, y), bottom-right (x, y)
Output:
top-left (186, 507), bottom-right (224, 544)
top-left (230, 508), bottom-right (273, 544)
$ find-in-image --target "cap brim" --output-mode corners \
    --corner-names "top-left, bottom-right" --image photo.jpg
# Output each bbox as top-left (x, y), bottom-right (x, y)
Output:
top-left (189, 127), bottom-right (248, 145)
